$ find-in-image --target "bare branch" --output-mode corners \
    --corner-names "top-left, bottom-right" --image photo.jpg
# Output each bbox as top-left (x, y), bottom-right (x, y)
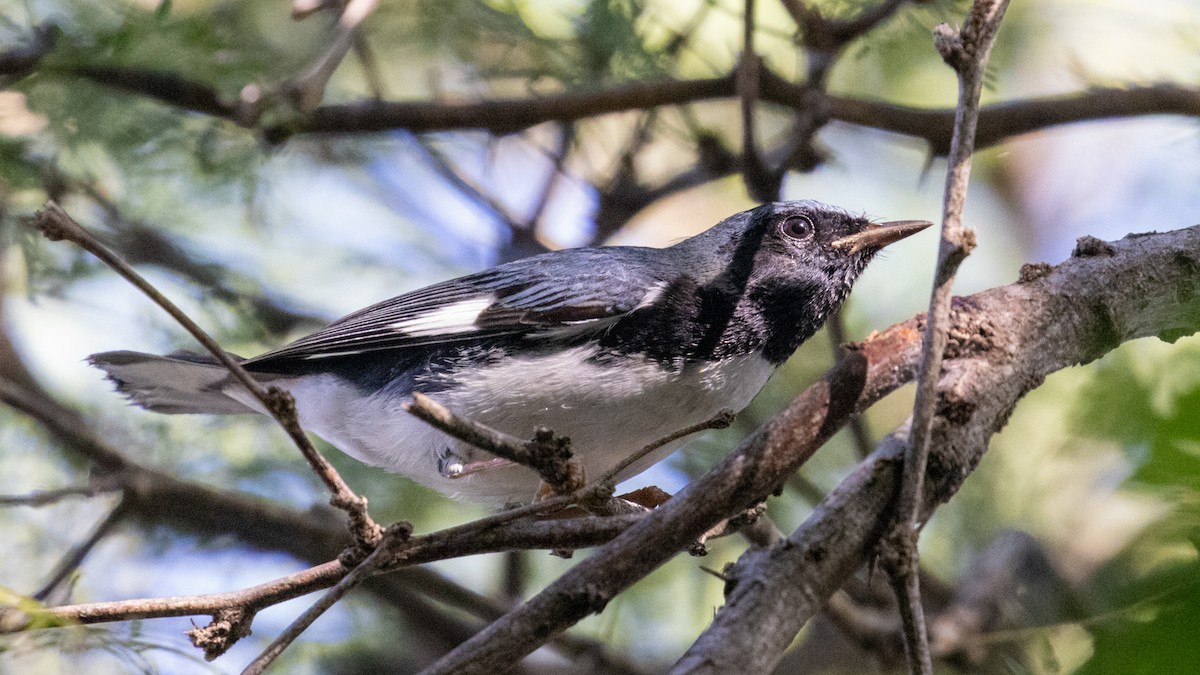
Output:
top-left (404, 392), bottom-right (584, 495)
top-left (242, 521), bottom-right (410, 673)
top-left (2, 513), bottom-right (645, 633)
top-left (14, 561), bottom-right (346, 629)
top-left (49, 170), bottom-right (325, 335)
top-left (738, 0), bottom-right (776, 201)
top-left (889, 3), bottom-right (1010, 672)
top-left (67, 65), bottom-right (239, 120)
top-left (827, 311), bottom-right (875, 459)
top-left (287, 0), bottom-right (381, 112)
top-left (0, 482), bottom-right (121, 507)
top-left (28, 53), bottom-right (1200, 157)
top-left (430, 224), bottom-right (1200, 673)
top-left (674, 224), bottom-right (1200, 672)
top-left (30, 202), bottom-right (382, 549)
top-left (33, 500), bottom-right (127, 602)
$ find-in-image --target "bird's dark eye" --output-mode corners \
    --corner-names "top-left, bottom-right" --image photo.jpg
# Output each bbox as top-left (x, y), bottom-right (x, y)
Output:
top-left (780, 215), bottom-right (814, 240)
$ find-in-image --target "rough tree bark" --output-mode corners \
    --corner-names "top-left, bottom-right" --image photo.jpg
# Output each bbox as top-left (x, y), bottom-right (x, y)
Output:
top-left (428, 226), bottom-right (1200, 672)
top-left (674, 227), bottom-right (1200, 672)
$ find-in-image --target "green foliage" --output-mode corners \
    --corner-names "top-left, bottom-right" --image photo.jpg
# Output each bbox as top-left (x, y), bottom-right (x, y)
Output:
top-left (1073, 340), bottom-right (1200, 491)
top-left (1071, 337), bottom-right (1200, 673)
top-left (1079, 548), bottom-right (1200, 675)
top-left (0, 587), bottom-right (75, 630)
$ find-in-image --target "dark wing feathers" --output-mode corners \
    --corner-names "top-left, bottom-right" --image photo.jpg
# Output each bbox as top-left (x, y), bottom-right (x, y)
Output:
top-left (245, 248), bottom-right (666, 367)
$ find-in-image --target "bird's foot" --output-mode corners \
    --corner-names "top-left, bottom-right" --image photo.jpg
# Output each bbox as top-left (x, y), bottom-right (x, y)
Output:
top-left (437, 450), bottom-right (514, 479)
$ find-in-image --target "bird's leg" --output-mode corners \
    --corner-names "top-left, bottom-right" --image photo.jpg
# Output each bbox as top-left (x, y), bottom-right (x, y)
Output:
top-left (437, 447), bottom-right (514, 479)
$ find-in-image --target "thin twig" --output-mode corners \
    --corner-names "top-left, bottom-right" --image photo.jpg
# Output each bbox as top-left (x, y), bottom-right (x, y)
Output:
top-left (0, 481), bottom-right (121, 506)
top-left (351, 35), bottom-right (386, 101)
top-left (30, 202), bottom-right (382, 549)
top-left (596, 410), bottom-right (736, 487)
top-left (403, 392), bottom-right (585, 494)
top-left (54, 169), bottom-right (324, 334)
top-left (242, 522), bottom-right (412, 675)
top-left (522, 124), bottom-right (573, 229)
top-left (886, 3), bottom-right (1010, 674)
top-left (404, 392), bottom-right (733, 509)
top-left (287, 0), bottom-right (380, 112)
top-left (33, 500), bottom-right (128, 602)
top-left (737, 0), bottom-right (777, 201)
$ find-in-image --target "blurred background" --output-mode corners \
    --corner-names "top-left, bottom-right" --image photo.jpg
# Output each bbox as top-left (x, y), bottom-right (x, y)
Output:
top-left (0, 0), bottom-right (1198, 672)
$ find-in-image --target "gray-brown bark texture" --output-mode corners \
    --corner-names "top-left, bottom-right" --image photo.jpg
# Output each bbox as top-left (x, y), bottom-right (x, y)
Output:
top-left (427, 225), bottom-right (1200, 674)
top-left (673, 226), bottom-right (1200, 673)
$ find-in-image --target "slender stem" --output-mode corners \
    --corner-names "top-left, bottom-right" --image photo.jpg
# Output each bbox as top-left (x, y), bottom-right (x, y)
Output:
top-left (288, 0), bottom-right (380, 111)
top-left (0, 481), bottom-right (121, 506)
top-left (242, 523), bottom-right (410, 675)
top-left (33, 500), bottom-right (128, 602)
top-left (31, 202), bottom-right (381, 547)
top-left (889, 3), bottom-right (1011, 674)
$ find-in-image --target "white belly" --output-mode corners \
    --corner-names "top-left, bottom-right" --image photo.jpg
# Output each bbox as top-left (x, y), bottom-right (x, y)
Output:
top-left (275, 347), bottom-right (777, 507)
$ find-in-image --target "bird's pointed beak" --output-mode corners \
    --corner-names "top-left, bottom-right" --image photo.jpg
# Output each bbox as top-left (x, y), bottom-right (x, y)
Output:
top-left (831, 219), bottom-right (933, 254)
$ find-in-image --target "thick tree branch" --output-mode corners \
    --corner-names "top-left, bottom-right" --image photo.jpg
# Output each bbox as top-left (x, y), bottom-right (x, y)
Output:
top-left (29, 55), bottom-right (1193, 148)
top-left (673, 225), bottom-right (1200, 672)
top-left (429, 224), bottom-right (1200, 673)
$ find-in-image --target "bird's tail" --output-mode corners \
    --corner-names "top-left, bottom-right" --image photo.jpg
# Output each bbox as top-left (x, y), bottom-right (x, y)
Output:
top-left (88, 350), bottom-right (257, 415)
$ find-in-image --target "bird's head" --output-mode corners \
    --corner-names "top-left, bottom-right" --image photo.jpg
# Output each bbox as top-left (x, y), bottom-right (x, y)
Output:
top-left (671, 200), bottom-right (931, 362)
top-left (679, 200), bottom-right (930, 290)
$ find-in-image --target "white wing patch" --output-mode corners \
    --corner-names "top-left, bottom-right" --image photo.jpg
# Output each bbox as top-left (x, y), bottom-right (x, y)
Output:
top-left (388, 296), bottom-right (494, 337)
top-left (635, 280), bottom-right (669, 310)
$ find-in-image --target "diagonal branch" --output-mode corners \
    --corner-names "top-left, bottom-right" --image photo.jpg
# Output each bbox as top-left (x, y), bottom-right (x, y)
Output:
top-left (242, 521), bottom-right (410, 673)
top-left (673, 224), bottom-right (1200, 673)
top-left (31, 202), bottom-right (382, 550)
top-left (32, 500), bottom-right (128, 603)
top-left (287, 0), bottom-right (381, 112)
top-left (428, 224), bottom-right (1200, 673)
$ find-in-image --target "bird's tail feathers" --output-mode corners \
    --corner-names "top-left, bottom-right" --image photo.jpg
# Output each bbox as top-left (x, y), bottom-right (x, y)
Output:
top-left (88, 350), bottom-right (256, 415)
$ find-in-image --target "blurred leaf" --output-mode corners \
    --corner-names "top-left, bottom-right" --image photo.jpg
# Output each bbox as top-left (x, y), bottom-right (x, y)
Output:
top-left (1079, 555), bottom-right (1200, 675)
top-left (1136, 387), bottom-right (1200, 493)
top-left (1070, 338), bottom-right (1200, 673)
top-left (1070, 349), bottom-right (1157, 446)
top-left (154, 0), bottom-right (172, 21)
top-left (577, 0), bottom-right (663, 79)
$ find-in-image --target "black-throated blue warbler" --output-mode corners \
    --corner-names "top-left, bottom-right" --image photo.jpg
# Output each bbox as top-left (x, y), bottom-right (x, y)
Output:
top-left (90, 201), bottom-right (929, 506)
